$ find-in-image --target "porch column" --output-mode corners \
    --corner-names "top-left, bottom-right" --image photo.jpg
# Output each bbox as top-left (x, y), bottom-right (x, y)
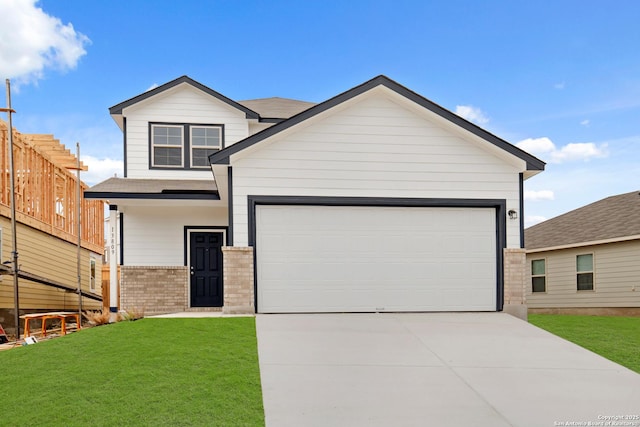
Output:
top-left (109, 205), bottom-right (119, 321)
top-left (222, 247), bottom-right (255, 314)
top-left (503, 248), bottom-right (527, 320)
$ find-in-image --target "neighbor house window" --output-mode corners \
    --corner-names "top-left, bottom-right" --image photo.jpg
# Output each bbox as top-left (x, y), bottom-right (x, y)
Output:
top-left (190, 126), bottom-right (222, 167)
top-left (531, 259), bottom-right (546, 293)
top-left (151, 125), bottom-right (184, 167)
top-left (90, 258), bottom-right (97, 292)
top-left (576, 254), bottom-right (594, 291)
top-left (150, 123), bottom-right (222, 169)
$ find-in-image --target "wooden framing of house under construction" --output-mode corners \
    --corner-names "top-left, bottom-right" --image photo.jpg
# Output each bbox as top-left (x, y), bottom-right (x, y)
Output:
top-left (1, 119), bottom-right (104, 326)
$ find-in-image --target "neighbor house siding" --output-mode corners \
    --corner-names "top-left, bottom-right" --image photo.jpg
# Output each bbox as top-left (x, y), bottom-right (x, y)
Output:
top-left (231, 93), bottom-right (522, 247)
top-left (0, 217), bottom-right (102, 311)
top-left (123, 84), bottom-right (249, 179)
top-left (121, 205), bottom-right (228, 266)
top-left (526, 240), bottom-right (640, 308)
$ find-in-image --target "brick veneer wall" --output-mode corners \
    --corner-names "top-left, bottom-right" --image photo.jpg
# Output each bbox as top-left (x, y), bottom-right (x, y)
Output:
top-left (120, 266), bottom-right (188, 315)
top-left (503, 248), bottom-right (527, 320)
top-left (222, 247), bottom-right (255, 314)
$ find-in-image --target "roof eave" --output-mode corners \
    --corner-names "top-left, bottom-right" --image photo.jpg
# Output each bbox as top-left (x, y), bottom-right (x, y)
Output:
top-left (108, 75), bottom-right (260, 119)
top-left (208, 75), bottom-right (547, 169)
top-left (84, 191), bottom-right (219, 200)
top-left (526, 234), bottom-right (640, 253)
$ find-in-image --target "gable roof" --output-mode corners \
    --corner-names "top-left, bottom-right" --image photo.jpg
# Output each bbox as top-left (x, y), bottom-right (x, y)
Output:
top-left (238, 97), bottom-right (316, 121)
top-left (209, 75), bottom-right (546, 172)
top-left (525, 190), bottom-right (640, 250)
top-left (109, 75), bottom-right (260, 121)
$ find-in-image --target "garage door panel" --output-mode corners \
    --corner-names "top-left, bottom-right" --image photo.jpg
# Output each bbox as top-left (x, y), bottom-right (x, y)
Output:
top-left (256, 205), bottom-right (497, 313)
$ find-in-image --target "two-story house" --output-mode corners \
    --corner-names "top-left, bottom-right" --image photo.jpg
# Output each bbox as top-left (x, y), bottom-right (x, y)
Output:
top-left (85, 75), bottom-right (544, 317)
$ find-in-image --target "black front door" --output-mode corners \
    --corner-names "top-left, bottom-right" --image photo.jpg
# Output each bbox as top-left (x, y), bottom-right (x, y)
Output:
top-left (190, 232), bottom-right (223, 307)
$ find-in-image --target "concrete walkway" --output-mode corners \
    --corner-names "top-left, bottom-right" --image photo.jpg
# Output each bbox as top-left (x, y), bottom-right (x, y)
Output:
top-left (256, 313), bottom-right (640, 427)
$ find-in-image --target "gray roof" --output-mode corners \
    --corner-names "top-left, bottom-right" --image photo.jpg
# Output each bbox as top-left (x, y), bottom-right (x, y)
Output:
top-left (525, 190), bottom-right (640, 249)
top-left (238, 97), bottom-right (316, 119)
top-left (84, 177), bottom-right (218, 200)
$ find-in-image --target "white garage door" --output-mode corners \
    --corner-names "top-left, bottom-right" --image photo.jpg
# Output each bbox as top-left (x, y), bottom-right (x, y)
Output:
top-left (256, 205), bottom-right (496, 313)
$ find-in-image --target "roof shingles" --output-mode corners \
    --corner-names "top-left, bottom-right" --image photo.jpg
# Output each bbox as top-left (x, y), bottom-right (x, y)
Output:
top-left (525, 190), bottom-right (640, 249)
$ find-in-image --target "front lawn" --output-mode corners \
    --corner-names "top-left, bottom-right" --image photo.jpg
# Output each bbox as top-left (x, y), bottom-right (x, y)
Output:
top-left (529, 314), bottom-right (640, 373)
top-left (0, 318), bottom-right (264, 426)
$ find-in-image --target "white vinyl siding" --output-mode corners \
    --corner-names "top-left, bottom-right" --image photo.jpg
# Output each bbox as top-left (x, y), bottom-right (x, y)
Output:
top-left (123, 84), bottom-right (249, 179)
top-left (231, 91), bottom-right (523, 247)
top-left (526, 240), bottom-right (640, 308)
top-left (121, 205), bottom-right (228, 266)
top-left (256, 205), bottom-right (496, 313)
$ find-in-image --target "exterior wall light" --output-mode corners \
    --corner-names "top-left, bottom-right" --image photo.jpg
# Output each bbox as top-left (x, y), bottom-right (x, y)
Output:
top-left (508, 209), bottom-right (518, 220)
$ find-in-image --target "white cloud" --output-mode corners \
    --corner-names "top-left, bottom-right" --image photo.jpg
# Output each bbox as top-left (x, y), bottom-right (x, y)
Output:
top-left (554, 82), bottom-right (565, 90)
top-left (0, 0), bottom-right (90, 86)
top-left (146, 83), bottom-right (159, 91)
top-left (524, 190), bottom-right (555, 201)
top-left (516, 137), bottom-right (608, 163)
top-left (80, 156), bottom-right (123, 186)
top-left (525, 215), bottom-right (547, 227)
top-left (580, 119), bottom-right (590, 126)
top-left (455, 105), bottom-right (489, 124)
top-left (516, 137), bottom-right (556, 155)
top-left (552, 142), bottom-right (608, 162)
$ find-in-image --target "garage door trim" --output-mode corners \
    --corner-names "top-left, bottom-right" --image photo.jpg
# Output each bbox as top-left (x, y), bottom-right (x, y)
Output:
top-left (247, 195), bottom-right (506, 312)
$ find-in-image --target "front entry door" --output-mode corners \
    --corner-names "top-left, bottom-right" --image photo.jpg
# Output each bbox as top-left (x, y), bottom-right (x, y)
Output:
top-left (190, 232), bottom-right (223, 307)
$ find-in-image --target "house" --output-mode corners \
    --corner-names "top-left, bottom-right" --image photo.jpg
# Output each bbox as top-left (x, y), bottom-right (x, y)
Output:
top-left (85, 75), bottom-right (544, 316)
top-left (525, 191), bottom-right (640, 315)
top-left (0, 120), bottom-right (104, 332)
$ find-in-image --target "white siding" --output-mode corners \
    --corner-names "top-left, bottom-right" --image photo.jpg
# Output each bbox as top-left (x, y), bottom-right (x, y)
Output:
top-left (122, 205), bottom-right (228, 266)
top-left (231, 93), bottom-right (522, 247)
top-left (123, 84), bottom-right (250, 179)
top-left (526, 240), bottom-right (640, 308)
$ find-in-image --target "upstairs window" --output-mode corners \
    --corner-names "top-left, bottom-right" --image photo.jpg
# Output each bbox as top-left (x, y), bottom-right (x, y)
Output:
top-left (190, 126), bottom-right (222, 167)
top-left (531, 259), bottom-right (546, 293)
top-left (150, 123), bottom-right (223, 169)
top-left (152, 125), bottom-right (183, 167)
top-left (576, 254), bottom-right (594, 291)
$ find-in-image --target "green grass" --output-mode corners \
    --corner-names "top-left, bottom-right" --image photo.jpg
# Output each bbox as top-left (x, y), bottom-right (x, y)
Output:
top-left (0, 318), bottom-right (265, 426)
top-left (529, 314), bottom-right (640, 373)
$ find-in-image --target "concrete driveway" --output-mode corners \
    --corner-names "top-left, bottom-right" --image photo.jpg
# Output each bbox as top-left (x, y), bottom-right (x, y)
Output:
top-left (256, 313), bottom-right (640, 427)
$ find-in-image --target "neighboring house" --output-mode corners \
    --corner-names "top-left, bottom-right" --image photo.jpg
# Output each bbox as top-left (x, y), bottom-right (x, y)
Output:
top-left (0, 120), bottom-right (104, 331)
top-left (85, 75), bottom-right (544, 315)
top-left (525, 191), bottom-right (640, 314)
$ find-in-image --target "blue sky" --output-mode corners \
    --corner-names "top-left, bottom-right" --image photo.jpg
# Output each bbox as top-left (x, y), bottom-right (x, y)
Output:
top-left (1, 0), bottom-right (639, 226)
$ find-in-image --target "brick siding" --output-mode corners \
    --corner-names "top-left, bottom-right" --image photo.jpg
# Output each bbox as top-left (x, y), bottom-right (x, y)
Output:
top-left (222, 247), bottom-right (255, 314)
top-left (120, 266), bottom-right (188, 315)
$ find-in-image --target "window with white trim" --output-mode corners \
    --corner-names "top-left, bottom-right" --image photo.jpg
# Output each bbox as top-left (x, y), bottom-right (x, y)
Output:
top-left (576, 254), bottom-right (594, 291)
top-left (90, 258), bottom-right (97, 292)
top-left (151, 125), bottom-right (184, 167)
top-left (190, 126), bottom-right (222, 167)
top-left (531, 259), bottom-right (546, 293)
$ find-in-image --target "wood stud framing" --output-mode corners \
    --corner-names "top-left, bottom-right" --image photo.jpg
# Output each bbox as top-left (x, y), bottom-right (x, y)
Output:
top-left (1, 120), bottom-right (104, 253)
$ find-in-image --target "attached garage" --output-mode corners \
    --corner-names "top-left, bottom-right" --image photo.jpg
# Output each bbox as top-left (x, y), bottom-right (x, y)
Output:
top-left (253, 199), bottom-right (504, 313)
